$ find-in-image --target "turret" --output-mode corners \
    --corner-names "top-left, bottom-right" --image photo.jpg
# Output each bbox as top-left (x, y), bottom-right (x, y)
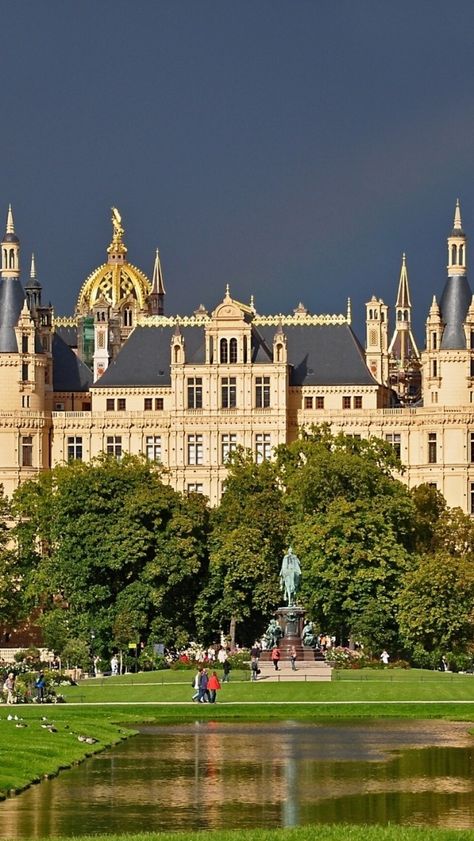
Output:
top-left (148, 249), bottom-right (166, 316)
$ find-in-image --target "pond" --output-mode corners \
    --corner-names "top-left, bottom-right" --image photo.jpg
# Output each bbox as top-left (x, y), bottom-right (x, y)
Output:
top-left (0, 720), bottom-right (473, 838)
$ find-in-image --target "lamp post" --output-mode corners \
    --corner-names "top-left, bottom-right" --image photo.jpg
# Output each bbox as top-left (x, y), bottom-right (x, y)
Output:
top-left (90, 630), bottom-right (96, 676)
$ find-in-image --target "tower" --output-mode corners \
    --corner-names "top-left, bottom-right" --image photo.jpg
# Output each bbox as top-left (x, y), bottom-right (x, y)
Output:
top-left (365, 296), bottom-right (389, 384)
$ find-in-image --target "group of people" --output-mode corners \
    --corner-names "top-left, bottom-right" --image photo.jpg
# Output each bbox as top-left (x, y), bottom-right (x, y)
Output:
top-left (2, 671), bottom-right (46, 704)
top-left (192, 668), bottom-right (223, 703)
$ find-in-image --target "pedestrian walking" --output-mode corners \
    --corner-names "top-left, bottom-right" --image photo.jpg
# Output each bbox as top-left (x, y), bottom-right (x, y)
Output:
top-left (198, 668), bottom-right (209, 702)
top-left (271, 645), bottom-right (281, 671)
top-left (35, 671), bottom-right (46, 702)
top-left (192, 667), bottom-right (202, 701)
top-left (380, 649), bottom-right (390, 666)
top-left (222, 658), bottom-right (231, 683)
top-left (289, 645), bottom-right (297, 671)
top-left (207, 671), bottom-right (221, 703)
top-left (3, 672), bottom-right (15, 704)
top-left (251, 656), bottom-right (259, 680)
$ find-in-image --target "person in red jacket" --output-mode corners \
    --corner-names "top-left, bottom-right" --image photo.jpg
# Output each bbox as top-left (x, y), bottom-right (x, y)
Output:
top-left (207, 671), bottom-right (221, 703)
top-left (271, 646), bottom-right (281, 671)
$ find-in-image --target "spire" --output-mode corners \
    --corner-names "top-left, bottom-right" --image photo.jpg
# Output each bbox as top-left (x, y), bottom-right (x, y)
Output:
top-left (6, 204), bottom-right (14, 235)
top-left (151, 249), bottom-right (165, 295)
top-left (388, 254), bottom-right (420, 362)
top-left (147, 248), bottom-right (166, 316)
top-left (395, 253), bottom-right (412, 309)
top-left (30, 252), bottom-right (36, 279)
top-left (453, 198), bottom-right (463, 233)
top-left (346, 297), bottom-right (352, 324)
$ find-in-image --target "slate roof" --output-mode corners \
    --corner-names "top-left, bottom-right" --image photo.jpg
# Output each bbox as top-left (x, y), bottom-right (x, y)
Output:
top-left (439, 275), bottom-right (472, 349)
top-left (92, 321), bottom-right (375, 388)
top-left (259, 323), bottom-right (376, 386)
top-left (52, 333), bottom-right (93, 392)
top-left (0, 278), bottom-right (25, 352)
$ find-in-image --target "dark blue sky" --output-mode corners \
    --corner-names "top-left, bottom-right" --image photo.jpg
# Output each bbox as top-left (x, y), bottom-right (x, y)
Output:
top-left (2, 0), bottom-right (474, 341)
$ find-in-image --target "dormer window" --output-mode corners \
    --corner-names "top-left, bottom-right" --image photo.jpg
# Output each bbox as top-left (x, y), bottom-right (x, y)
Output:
top-left (220, 338), bottom-right (228, 363)
top-left (123, 308), bottom-right (133, 327)
top-left (229, 338), bottom-right (238, 363)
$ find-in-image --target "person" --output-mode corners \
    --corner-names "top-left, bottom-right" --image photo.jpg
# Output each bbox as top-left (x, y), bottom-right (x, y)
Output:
top-left (198, 668), bottom-right (209, 702)
top-left (217, 646), bottom-right (228, 665)
top-left (110, 655), bottom-right (119, 676)
top-left (3, 672), bottom-right (15, 704)
top-left (380, 649), bottom-right (390, 666)
top-left (207, 671), bottom-right (221, 703)
top-left (439, 655), bottom-right (448, 672)
top-left (35, 671), bottom-right (46, 702)
top-left (222, 658), bottom-right (231, 683)
top-left (271, 645), bottom-right (281, 671)
top-left (192, 667), bottom-right (202, 701)
top-left (251, 656), bottom-right (259, 681)
top-left (290, 645), bottom-right (297, 671)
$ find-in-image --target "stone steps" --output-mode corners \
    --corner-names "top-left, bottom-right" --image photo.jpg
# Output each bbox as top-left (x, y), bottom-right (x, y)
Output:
top-left (255, 660), bottom-right (333, 682)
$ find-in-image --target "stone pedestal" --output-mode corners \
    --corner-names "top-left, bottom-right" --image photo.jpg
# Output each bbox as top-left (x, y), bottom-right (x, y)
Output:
top-left (275, 605), bottom-right (305, 657)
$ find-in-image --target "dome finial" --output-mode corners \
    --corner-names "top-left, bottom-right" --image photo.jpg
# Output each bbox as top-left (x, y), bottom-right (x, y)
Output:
top-left (107, 207), bottom-right (127, 258)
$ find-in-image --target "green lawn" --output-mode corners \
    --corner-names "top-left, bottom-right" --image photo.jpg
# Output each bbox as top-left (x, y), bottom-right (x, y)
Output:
top-left (1, 668), bottom-right (474, 831)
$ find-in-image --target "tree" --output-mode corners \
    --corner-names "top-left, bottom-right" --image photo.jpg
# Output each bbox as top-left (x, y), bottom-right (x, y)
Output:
top-left (12, 455), bottom-right (209, 653)
top-left (0, 486), bottom-right (19, 626)
top-left (291, 498), bottom-right (411, 652)
top-left (397, 551), bottom-right (474, 654)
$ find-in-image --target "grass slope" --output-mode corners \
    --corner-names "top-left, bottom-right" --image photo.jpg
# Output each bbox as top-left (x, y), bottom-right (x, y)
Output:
top-left (23, 826), bottom-right (474, 841)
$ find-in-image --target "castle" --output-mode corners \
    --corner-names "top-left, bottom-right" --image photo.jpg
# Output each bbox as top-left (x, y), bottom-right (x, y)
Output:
top-left (1, 201), bottom-right (474, 511)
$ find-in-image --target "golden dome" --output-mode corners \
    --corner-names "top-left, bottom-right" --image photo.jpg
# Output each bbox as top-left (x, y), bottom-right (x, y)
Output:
top-left (75, 208), bottom-right (152, 315)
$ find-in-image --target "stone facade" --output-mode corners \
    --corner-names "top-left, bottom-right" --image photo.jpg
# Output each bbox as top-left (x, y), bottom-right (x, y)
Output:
top-left (1, 203), bottom-right (474, 512)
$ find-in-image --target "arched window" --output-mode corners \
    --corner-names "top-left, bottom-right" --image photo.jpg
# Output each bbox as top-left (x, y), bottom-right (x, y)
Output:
top-left (452, 244), bottom-right (457, 264)
top-left (123, 308), bottom-right (133, 327)
top-left (404, 310), bottom-right (408, 321)
top-left (243, 336), bottom-right (247, 363)
top-left (220, 338), bottom-right (228, 363)
top-left (460, 244), bottom-right (464, 265)
top-left (397, 311), bottom-right (402, 321)
top-left (229, 338), bottom-right (238, 363)
top-left (174, 344), bottom-right (180, 364)
top-left (276, 343), bottom-right (282, 362)
top-left (369, 309), bottom-right (373, 319)
top-left (9, 249), bottom-right (14, 269)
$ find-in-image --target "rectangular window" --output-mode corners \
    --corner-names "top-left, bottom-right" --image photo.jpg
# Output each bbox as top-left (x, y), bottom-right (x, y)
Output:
top-left (428, 432), bottom-right (437, 464)
top-left (385, 433), bottom-right (401, 459)
top-left (432, 360), bottom-right (438, 378)
top-left (432, 332), bottom-right (438, 350)
top-left (471, 482), bottom-right (474, 515)
top-left (106, 435), bottom-right (122, 459)
top-left (187, 483), bottom-right (204, 494)
top-left (187, 377), bottom-right (203, 409)
top-left (221, 433), bottom-right (237, 463)
top-left (187, 434), bottom-right (203, 465)
top-left (354, 396), bottom-right (363, 409)
top-left (315, 396), bottom-right (325, 409)
top-left (342, 396), bottom-right (351, 409)
top-left (117, 398), bottom-right (126, 411)
top-left (255, 433), bottom-right (271, 464)
top-left (21, 395), bottom-right (30, 408)
top-left (470, 433), bottom-right (474, 464)
top-left (144, 398), bottom-right (153, 411)
top-left (256, 376), bottom-right (271, 408)
top-left (222, 377), bottom-right (237, 408)
top-left (55, 402), bottom-right (65, 411)
top-left (155, 397), bottom-right (164, 411)
top-left (470, 358), bottom-right (474, 378)
top-left (67, 436), bottom-right (83, 461)
top-left (22, 334), bottom-right (29, 353)
top-left (431, 391), bottom-right (438, 404)
top-left (82, 402), bottom-right (91, 411)
top-left (146, 435), bottom-right (161, 462)
top-left (304, 396), bottom-right (313, 409)
top-left (21, 436), bottom-right (33, 467)
top-left (106, 398), bottom-right (115, 411)
top-left (21, 362), bottom-right (29, 382)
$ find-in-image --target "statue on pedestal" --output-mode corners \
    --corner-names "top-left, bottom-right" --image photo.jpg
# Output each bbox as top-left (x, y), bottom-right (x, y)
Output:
top-left (264, 618), bottom-right (283, 649)
top-left (279, 547), bottom-right (301, 607)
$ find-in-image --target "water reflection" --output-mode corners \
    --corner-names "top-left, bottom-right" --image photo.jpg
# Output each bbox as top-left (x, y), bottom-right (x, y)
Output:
top-left (0, 720), bottom-right (473, 838)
